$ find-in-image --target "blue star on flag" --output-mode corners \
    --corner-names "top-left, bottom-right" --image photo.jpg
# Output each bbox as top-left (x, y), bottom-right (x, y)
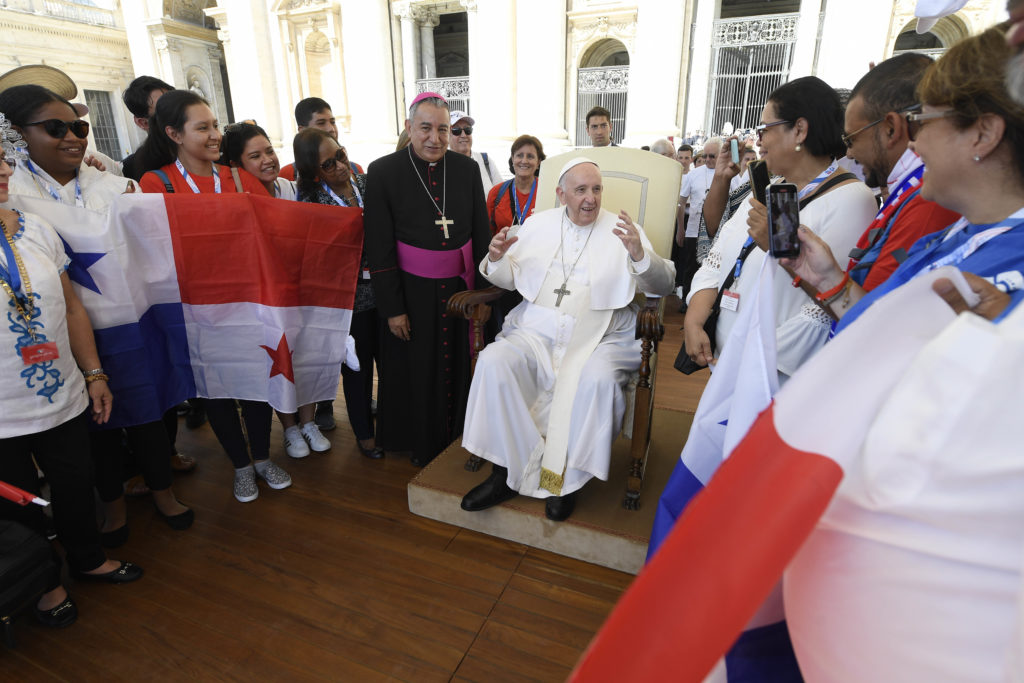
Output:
top-left (59, 236), bottom-right (105, 295)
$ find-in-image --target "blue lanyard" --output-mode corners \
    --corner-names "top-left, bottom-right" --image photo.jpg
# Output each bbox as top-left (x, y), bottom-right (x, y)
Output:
top-left (175, 159), bottom-right (221, 194)
top-left (920, 208), bottom-right (1024, 274)
top-left (0, 213), bottom-right (29, 309)
top-left (734, 237), bottom-right (754, 280)
top-left (513, 179), bottom-right (537, 225)
top-left (796, 161), bottom-right (838, 201)
top-left (320, 181), bottom-right (363, 208)
top-left (25, 159), bottom-right (83, 207)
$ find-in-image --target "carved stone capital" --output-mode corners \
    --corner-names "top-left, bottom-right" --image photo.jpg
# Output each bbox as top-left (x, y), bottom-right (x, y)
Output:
top-left (421, 11), bottom-right (440, 28)
top-left (460, 0), bottom-right (478, 12)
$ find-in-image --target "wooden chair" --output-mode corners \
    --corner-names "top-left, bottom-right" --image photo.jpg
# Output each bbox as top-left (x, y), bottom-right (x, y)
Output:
top-left (448, 148), bottom-right (682, 509)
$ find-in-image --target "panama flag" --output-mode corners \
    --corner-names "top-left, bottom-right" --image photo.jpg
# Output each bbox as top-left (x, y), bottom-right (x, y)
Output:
top-left (569, 267), bottom-right (1012, 682)
top-left (14, 193), bottom-right (362, 429)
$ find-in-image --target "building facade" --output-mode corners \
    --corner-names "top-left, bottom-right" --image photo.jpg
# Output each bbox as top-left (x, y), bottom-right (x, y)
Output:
top-left (1, 0), bottom-right (1008, 171)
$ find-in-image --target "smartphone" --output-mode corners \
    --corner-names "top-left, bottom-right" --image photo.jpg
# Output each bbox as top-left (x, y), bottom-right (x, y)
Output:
top-left (749, 159), bottom-right (771, 205)
top-left (730, 138), bottom-right (739, 165)
top-left (766, 183), bottom-right (801, 259)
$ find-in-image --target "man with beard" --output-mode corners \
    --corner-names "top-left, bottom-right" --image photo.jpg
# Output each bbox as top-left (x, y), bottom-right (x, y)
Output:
top-left (842, 53), bottom-right (961, 290)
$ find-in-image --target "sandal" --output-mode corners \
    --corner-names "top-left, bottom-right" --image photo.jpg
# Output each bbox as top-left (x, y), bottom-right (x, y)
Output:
top-left (124, 475), bottom-right (150, 498)
top-left (170, 452), bottom-right (197, 473)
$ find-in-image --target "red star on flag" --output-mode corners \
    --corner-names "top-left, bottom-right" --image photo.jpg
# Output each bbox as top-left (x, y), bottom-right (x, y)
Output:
top-left (260, 333), bottom-right (295, 383)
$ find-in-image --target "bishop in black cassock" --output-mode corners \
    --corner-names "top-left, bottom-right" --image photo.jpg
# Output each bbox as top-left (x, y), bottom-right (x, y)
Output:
top-left (363, 100), bottom-right (491, 466)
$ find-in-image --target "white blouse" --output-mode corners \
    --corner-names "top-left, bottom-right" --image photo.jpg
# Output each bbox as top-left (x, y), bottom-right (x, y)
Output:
top-left (0, 213), bottom-right (88, 438)
top-left (689, 180), bottom-right (878, 380)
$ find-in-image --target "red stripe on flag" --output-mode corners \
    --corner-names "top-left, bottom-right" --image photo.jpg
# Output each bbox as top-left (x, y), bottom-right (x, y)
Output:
top-left (570, 404), bottom-right (843, 682)
top-left (164, 194), bottom-right (363, 309)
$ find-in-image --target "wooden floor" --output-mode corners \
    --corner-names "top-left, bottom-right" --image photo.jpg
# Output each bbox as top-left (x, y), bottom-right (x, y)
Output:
top-left (3, 298), bottom-right (707, 682)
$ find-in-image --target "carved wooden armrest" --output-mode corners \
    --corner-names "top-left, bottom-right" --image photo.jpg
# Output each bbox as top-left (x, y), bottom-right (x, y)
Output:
top-left (447, 286), bottom-right (505, 323)
top-left (635, 296), bottom-right (665, 343)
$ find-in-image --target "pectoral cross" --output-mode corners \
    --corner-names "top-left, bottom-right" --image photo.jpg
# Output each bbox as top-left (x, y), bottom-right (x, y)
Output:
top-left (435, 215), bottom-right (454, 239)
top-left (553, 282), bottom-right (571, 307)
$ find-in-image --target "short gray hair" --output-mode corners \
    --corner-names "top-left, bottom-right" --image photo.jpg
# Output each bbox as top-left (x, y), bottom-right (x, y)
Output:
top-left (650, 138), bottom-right (674, 156)
top-left (409, 96), bottom-right (448, 121)
top-left (702, 136), bottom-right (723, 154)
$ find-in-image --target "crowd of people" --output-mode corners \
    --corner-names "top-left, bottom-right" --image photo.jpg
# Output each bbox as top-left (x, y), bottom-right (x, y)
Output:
top-left (1, 4), bottom-right (1023, 676)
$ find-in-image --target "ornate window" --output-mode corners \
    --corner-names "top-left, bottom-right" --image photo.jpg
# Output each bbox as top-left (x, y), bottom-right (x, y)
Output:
top-left (83, 90), bottom-right (123, 161)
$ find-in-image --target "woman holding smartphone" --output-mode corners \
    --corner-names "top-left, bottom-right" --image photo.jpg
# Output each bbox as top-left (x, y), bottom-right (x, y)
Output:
top-left (683, 77), bottom-right (877, 380)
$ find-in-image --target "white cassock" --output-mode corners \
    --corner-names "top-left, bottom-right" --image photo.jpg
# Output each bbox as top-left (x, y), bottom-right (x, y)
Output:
top-left (461, 207), bottom-right (675, 498)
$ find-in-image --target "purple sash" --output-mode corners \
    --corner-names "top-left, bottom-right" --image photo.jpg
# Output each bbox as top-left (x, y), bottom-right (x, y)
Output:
top-left (395, 240), bottom-right (475, 291)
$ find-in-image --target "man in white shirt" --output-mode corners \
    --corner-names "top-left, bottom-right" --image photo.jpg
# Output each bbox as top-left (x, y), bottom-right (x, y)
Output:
top-left (677, 137), bottom-right (721, 303)
top-left (459, 158), bottom-right (675, 521)
top-left (448, 110), bottom-right (502, 192)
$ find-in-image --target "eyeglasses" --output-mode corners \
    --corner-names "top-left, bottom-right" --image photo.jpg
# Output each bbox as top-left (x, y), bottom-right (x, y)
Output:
top-left (704, 153), bottom-right (717, 160)
top-left (451, 126), bottom-right (473, 136)
top-left (843, 104), bottom-right (920, 148)
top-left (755, 120), bottom-right (792, 139)
top-left (0, 156), bottom-right (17, 169)
top-left (319, 148), bottom-right (348, 172)
top-left (905, 109), bottom-right (958, 141)
top-left (24, 119), bottom-right (90, 139)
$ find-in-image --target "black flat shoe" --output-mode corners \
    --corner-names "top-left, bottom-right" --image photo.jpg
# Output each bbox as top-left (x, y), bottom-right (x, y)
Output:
top-left (34, 597), bottom-right (78, 628)
top-left (74, 561), bottom-right (143, 584)
top-left (545, 492), bottom-right (576, 522)
top-left (359, 445), bottom-right (385, 460)
top-left (461, 465), bottom-right (518, 512)
top-left (100, 524), bottom-right (129, 549)
top-left (410, 453), bottom-right (437, 468)
top-left (157, 506), bottom-right (194, 531)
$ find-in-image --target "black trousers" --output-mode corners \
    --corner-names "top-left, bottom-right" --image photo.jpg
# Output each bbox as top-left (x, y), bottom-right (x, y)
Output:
top-left (341, 308), bottom-right (380, 441)
top-left (89, 420), bottom-right (174, 503)
top-left (204, 399), bottom-right (272, 468)
top-left (679, 237), bottom-right (700, 300)
top-left (0, 412), bottom-right (106, 573)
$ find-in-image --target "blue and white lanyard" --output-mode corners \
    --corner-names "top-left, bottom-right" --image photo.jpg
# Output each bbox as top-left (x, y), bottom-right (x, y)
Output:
top-left (513, 179), bottom-right (537, 225)
top-left (175, 159), bottom-right (221, 194)
top-left (877, 165), bottom-right (923, 217)
top-left (920, 208), bottom-right (1024, 274)
top-left (25, 159), bottom-right (83, 207)
top-left (320, 181), bottom-right (363, 208)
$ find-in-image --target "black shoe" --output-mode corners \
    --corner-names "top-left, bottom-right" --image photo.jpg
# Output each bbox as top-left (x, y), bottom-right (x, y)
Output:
top-left (461, 465), bottom-right (518, 512)
top-left (74, 561), bottom-right (143, 584)
top-left (157, 506), bottom-right (194, 531)
top-left (100, 524), bottom-right (129, 549)
top-left (314, 401), bottom-right (336, 431)
top-left (545, 492), bottom-right (576, 522)
top-left (359, 444), bottom-right (385, 460)
top-left (410, 452), bottom-right (437, 468)
top-left (34, 597), bottom-right (78, 628)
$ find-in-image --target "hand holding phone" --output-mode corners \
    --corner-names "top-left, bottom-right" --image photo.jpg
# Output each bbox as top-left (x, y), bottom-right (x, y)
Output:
top-left (730, 138), bottom-right (740, 165)
top-left (749, 160), bottom-right (771, 205)
top-left (766, 183), bottom-right (800, 258)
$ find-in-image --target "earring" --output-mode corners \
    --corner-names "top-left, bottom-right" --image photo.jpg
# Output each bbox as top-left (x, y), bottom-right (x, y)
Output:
top-left (973, 155), bottom-right (981, 162)
top-left (795, 144), bottom-right (802, 152)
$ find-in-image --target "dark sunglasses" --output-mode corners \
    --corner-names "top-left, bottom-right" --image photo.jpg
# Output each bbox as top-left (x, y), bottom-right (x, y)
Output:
top-left (24, 119), bottom-right (90, 139)
top-left (319, 148), bottom-right (348, 172)
top-left (451, 126), bottom-right (473, 136)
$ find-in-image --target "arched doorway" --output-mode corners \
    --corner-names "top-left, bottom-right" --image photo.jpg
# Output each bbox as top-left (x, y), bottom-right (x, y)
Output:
top-left (892, 15), bottom-right (969, 58)
top-left (576, 38), bottom-right (629, 146)
top-left (304, 30), bottom-right (331, 99)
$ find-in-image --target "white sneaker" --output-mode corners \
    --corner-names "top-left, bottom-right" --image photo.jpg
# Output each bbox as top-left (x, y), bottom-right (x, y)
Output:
top-left (283, 425), bottom-right (310, 458)
top-left (255, 460), bottom-right (292, 490)
top-left (301, 422), bottom-right (331, 452)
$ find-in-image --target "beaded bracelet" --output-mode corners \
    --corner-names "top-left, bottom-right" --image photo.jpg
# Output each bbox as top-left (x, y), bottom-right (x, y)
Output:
top-left (84, 373), bottom-right (109, 384)
top-left (83, 368), bottom-right (105, 377)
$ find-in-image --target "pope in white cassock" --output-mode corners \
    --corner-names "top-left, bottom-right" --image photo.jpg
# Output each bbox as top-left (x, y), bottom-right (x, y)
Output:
top-left (460, 158), bottom-right (676, 521)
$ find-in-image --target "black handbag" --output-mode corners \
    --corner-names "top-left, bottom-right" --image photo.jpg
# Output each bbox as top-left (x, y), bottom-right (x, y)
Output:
top-left (673, 172), bottom-right (857, 375)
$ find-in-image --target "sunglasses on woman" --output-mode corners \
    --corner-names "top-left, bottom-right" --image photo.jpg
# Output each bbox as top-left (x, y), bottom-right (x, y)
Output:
top-left (24, 119), bottom-right (90, 139)
top-left (319, 148), bottom-right (349, 171)
top-left (905, 109), bottom-right (957, 142)
top-left (451, 126), bottom-right (473, 136)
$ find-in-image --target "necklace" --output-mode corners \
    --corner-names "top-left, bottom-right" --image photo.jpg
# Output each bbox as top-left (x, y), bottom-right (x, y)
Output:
top-left (553, 210), bottom-right (595, 307)
top-left (0, 211), bottom-right (38, 341)
top-left (407, 146), bottom-right (453, 238)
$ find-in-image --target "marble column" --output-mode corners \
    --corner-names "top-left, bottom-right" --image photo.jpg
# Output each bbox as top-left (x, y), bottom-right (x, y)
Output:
top-left (625, 0), bottom-right (687, 144)
top-left (397, 3), bottom-right (421, 114)
top-left (338, 0), bottom-right (400, 142)
top-left (420, 11), bottom-right (439, 80)
top-left (789, 0), bottom-right (824, 79)
top-left (682, 0), bottom-right (717, 135)
top-left (515, 0), bottom-right (568, 146)
top-left (464, 0), bottom-right (515, 138)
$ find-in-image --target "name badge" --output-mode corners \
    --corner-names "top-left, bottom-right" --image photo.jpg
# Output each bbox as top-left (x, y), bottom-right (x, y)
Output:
top-left (22, 342), bottom-right (60, 365)
top-left (362, 269), bottom-right (371, 280)
top-left (720, 290), bottom-right (740, 312)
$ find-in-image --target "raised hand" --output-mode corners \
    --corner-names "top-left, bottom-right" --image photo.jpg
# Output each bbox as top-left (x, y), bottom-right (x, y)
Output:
top-left (614, 210), bottom-right (645, 262)
top-left (487, 225), bottom-right (519, 262)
